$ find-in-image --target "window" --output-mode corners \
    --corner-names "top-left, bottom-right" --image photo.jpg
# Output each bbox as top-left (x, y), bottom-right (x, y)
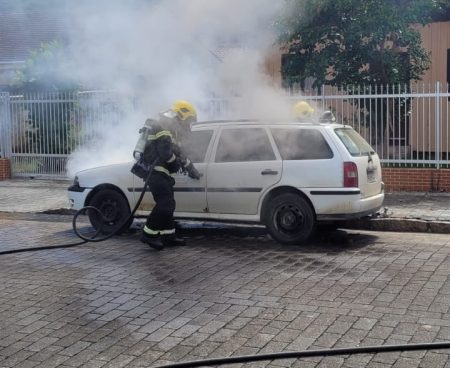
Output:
top-left (183, 130), bottom-right (213, 163)
top-left (334, 128), bottom-right (374, 157)
top-left (215, 128), bottom-right (276, 162)
top-left (271, 128), bottom-right (333, 160)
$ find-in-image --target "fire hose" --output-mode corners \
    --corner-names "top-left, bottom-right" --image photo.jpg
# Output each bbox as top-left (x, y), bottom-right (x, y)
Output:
top-left (154, 341), bottom-right (450, 367)
top-left (0, 159), bottom-right (157, 256)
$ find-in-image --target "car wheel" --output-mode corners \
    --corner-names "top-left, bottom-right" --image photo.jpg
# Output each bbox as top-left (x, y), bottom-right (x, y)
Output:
top-left (88, 189), bottom-right (132, 235)
top-left (265, 193), bottom-right (316, 245)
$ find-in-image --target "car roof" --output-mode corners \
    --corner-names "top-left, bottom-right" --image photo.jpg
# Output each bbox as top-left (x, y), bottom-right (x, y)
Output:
top-left (191, 119), bottom-right (345, 129)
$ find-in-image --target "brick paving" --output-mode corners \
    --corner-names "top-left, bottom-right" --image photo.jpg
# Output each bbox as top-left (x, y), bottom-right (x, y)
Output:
top-left (2, 213), bottom-right (450, 367)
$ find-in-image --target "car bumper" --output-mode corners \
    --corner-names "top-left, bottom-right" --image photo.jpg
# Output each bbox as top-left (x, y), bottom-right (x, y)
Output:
top-left (312, 190), bottom-right (385, 220)
top-left (68, 188), bottom-right (92, 210)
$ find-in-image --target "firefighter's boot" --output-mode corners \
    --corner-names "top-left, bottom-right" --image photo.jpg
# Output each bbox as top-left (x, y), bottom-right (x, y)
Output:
top-left (162, 234), bottom-right (186, 247)
top-left (140, 233), bottom-right (164, 250)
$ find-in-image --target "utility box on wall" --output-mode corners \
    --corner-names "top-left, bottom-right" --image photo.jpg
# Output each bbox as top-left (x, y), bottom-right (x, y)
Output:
top-left (0, 158), bottom-right (11, 180)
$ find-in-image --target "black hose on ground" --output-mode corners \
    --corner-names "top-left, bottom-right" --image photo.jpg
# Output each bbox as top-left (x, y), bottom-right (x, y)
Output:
top-left (155, 341), bottom-right (450, 368)
top-left (0, 160), bottom-right (156, 255)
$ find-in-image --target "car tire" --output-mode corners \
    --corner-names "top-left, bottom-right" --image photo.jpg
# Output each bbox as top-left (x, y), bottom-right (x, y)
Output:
top-left (88, 189), bottom-right (132, 235)
top-left (265, 193), bottom-right (316, 245)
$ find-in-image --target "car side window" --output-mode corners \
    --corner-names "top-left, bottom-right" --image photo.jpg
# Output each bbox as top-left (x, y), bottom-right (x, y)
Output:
top-left (182, 130), bottom-right (213, 163)
top-left (215, 128), bottom-right (276, 162)
top-left (271, 128), bottom-right (334, 160)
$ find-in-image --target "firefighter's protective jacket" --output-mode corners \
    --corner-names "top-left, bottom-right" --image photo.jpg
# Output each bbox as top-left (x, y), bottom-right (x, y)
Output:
top-left (142, 123), bottom-right (200, 179)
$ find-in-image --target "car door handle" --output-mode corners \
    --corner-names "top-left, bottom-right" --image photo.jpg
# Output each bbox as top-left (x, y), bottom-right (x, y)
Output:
top-left (261, 169), bottom-right (278, 175)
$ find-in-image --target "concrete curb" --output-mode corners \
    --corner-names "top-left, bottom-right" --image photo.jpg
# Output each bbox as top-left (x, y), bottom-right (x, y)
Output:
top-left (27, 210), bottom-right (450, 235)
top-left (342, 218), bottom-right (450, 234)
top-left (14, 209), bottom-right (450, 236)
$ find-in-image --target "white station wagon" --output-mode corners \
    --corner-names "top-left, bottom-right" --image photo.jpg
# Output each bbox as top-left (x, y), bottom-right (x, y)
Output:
top-left (68, 119), bottom-right (384, 244)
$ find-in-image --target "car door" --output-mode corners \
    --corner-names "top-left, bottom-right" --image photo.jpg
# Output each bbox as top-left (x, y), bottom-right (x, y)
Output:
top-left (206, 126), bottom-right (282, 215)
top-left (173, 129), bottom-right (214, 213)
top-left (136, 129), bottom-right (214, 213)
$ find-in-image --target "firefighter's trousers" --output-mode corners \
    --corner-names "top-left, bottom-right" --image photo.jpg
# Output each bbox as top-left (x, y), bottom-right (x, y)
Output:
top-left (144, 171), bottom-right (176, 236)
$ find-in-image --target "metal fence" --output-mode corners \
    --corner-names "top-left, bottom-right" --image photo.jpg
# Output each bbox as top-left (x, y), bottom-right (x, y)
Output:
top-left (0, 91), bottom-right (136, 178)
top-left (294, 82), bottom-right (450, 168)
top-left (0, 82), bottom-right (449, 178)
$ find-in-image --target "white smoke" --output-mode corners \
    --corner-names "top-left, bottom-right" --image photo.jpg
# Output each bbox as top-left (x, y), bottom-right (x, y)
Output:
top-left (66, 0), bottom-right (291, 176)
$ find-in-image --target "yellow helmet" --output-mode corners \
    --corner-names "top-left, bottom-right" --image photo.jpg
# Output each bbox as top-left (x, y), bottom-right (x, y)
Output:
top-left (172, 100), bottom-right (197, 122)
top-left (292, 101), bottom-right (314, 119)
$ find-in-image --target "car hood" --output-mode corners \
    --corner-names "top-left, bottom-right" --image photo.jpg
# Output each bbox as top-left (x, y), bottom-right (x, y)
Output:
top-left (75, 162), bottom-right (133, 188)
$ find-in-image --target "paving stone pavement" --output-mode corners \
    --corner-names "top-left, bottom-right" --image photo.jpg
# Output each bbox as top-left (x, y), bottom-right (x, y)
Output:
top-left (2, 178), bottom-right (450, 367)
top-left (2, 214), bottom-right (450, 367)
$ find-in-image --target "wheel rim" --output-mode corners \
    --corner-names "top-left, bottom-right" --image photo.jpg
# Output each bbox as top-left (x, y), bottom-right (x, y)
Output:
top-left (274, 203), bottom-right (306, 234)
top-left (99, 199), bottom-right (120, 225)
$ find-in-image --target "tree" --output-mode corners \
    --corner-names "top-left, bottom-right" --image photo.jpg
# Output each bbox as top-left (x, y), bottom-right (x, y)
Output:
top-left (12, 40), bottom-right (79, 91)
top-left (278, 0), bottom-right (447, 89)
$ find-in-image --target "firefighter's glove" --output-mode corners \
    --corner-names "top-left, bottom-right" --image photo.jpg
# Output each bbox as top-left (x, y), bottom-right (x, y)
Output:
top-left (186, 163), bottom-right (202, 180)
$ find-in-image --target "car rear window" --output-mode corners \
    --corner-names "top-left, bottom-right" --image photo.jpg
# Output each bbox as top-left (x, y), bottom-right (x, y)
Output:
top-left (215, 128), bottom-right (276, 162)
top-left (334, 128), bottom-right (374, 157)
top-left (271, 128), bottom-right (333, 160)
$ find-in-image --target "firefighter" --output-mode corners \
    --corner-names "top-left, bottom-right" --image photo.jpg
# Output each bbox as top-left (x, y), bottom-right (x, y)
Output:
top-left (134, 119), bottom-right (201, 251)
top-left (319, 110), bottom-right (336, 123)
top-left (292, 100), bottom-right (315, 122)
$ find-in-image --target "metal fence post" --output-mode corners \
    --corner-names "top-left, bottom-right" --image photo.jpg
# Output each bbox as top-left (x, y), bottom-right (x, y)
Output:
top-left (0, 92), bottom-right (12, 159)
top-left (435, 82), bottom-right (441, 169)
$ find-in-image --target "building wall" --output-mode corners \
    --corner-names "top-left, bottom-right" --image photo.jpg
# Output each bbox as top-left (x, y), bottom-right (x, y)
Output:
top-left (409, 22), bottom-right (450, 153)
top-left (418, 22), bottom-right (450, 84)
top-left (263, 49), bottom-right (283, 87)
top-left (383, 167), bottom-right (450, 192)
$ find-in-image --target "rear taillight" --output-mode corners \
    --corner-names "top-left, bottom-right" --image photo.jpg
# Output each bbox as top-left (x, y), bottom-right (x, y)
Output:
top-left (343, 162), bottom-right (358, 187)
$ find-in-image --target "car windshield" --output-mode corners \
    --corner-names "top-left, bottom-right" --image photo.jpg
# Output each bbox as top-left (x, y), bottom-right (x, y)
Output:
top-left (334, 128), bottom-right (374, 157)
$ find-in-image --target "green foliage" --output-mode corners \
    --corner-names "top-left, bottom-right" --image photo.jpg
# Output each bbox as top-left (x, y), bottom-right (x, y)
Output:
top-left (24, 93), bottom-right (79, 155)
top-left (10, 42), bottom-right (82, 157)
top-left (278, 0), bottom-right (444, 89)
top-left (12, 41), bottom-right (79, 91)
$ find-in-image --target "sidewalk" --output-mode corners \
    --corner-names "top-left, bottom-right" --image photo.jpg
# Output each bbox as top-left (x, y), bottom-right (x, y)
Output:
top-left (0, 178), bottom-right (71, 213)
top-left (1, 177), bottom-right (450, 233)
top-left (346, 191), bottom-right (450, 234)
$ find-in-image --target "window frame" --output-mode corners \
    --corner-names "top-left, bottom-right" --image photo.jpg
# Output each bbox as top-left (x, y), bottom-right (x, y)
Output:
top-left (184, 128), bottom-right (215, 163)
top-left (213, 126), bottom-right (278, 163)
top-left (270, 127), bottom-right (334, 161)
